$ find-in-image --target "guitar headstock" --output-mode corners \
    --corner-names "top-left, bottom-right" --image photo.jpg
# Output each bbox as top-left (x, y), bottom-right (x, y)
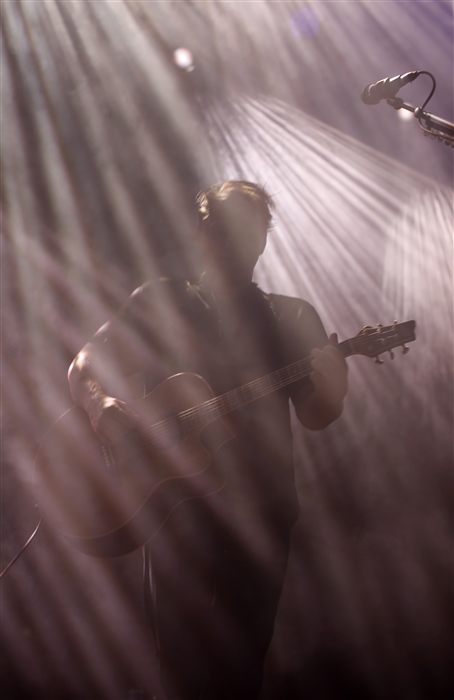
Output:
top-left (354, 321), bottom-right (416, 363)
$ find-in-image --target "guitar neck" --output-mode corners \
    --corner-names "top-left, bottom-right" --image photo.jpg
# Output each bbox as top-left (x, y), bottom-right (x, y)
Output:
top-left (119, 321), bottom-right (415, 449)
top-left (176, 338), bottom-right (356, 433)
top-left (131, 320), bottom-right (415, 447)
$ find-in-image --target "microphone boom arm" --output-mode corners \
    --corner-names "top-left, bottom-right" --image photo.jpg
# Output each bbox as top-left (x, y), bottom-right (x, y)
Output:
top-left (387, 97), bottom-right (454, 145)
top-left (361, 70), bottom-right (453, 145)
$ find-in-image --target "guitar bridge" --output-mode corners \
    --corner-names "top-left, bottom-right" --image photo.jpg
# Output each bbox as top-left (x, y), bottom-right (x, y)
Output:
top-left (101, 444), bottom-right (122, 486)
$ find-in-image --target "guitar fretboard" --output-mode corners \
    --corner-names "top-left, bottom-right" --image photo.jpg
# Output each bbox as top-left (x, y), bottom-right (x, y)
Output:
top-left (172, 338), bottom-right (355, 435)
top-left (115, 321), bottom-right (415, 456)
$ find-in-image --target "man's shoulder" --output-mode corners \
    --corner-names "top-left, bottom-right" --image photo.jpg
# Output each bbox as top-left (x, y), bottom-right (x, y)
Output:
top-left (257, 288), bottom-right (319, 323)
top-left (117, 277), bottom-right (212, 332)
top-left (257, 287), bottom-right (328, 349)
top-left (130, 276), bottom-right (189, 297)
top-left (121, 277), bottom-right (190, 311)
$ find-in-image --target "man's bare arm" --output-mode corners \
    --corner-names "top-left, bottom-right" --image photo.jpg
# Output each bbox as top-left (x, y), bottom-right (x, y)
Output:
top-left (68, 327), bottom-right (141, 445)
top-left (292, 333), bottom-right (348, 431)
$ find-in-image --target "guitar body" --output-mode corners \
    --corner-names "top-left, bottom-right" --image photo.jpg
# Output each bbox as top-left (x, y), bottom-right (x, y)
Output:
top-left (34, 373), bottom-right (232, 557)
top-left (35, 321), bottom-right (416, 558)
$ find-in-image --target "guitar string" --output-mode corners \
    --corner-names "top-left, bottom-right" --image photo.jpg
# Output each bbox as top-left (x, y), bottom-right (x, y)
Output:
top-left (112, 347), bottom-right (318, 460)
top-left (111, 361), bottom-right (311, 462)
top-left (112, 330), bottom-right (407, 461)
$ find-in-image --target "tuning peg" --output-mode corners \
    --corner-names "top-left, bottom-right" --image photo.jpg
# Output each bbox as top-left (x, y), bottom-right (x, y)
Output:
top-left (375, 356), bottom-right (384, 365)
top-left (402, 345), bottom-right (410, 354)
top-left (389, 350), bottom-right (395, 360)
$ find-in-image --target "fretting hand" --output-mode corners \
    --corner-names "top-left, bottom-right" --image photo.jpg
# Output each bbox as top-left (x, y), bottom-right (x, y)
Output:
top-left (310, 333), bottom-right (348, 408)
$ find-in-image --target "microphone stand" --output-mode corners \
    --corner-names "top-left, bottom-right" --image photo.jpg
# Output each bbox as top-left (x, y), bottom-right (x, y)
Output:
top-left (387, 96), bottom-right (454, 146)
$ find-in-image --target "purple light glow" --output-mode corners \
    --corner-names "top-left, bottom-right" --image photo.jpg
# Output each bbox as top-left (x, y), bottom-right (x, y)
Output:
top-left (290, 8), bottom-right (320, 39)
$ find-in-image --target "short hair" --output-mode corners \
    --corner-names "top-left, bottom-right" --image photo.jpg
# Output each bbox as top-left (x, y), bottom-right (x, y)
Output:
top-left (196, 180), bottom-right (274, 231)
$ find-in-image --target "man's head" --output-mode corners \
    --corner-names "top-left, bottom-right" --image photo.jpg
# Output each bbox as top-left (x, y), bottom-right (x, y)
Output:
top-left (196, 181), bottom-right (274, 235)
top-left (195, 181), bottom-right (274, 292)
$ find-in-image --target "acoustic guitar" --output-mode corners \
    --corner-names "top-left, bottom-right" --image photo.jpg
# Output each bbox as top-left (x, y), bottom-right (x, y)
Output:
top-left (34, 321), bottom-right (416, 557)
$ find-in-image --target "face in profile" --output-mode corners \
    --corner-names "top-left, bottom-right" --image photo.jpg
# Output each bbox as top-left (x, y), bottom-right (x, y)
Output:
top-left (197, 194), bottom-right (268, 291)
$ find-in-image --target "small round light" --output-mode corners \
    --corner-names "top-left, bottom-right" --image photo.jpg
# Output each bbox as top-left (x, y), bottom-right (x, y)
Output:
top-left (398, 108), bottom-right (414, 121)
top-left (173, 48), bottom-right (195, 72)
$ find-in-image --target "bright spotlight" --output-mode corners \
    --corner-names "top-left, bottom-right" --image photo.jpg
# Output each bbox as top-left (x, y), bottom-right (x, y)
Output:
top-left (173, 48), bottom-right (195, 72)
top-left (398, 108), bottom-right (414, 121)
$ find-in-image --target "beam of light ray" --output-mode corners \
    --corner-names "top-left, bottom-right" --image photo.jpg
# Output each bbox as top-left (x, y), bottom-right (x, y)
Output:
top-left (198, 94), bottom-right (452, 690)
top-left (137, 0), bottom-right (453, 137)
top-left (201, 95), bottom-right (451, 338)
top-left (2, 1), bottom-right (452, 698)
top-left (2, 538), bottom-right (160, 698)
top-left (1, 5), bottom-right (207, 693)
top-left (37, 0), bottom-right (194, 276)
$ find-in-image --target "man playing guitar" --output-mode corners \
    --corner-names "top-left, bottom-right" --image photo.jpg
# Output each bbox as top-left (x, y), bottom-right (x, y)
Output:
top-left (68, 181), bottom-right (348, 700)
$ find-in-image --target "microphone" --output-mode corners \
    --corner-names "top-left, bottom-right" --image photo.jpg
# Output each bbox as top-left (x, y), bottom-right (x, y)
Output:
top-left (361, 71), bottom-right (420, 105)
